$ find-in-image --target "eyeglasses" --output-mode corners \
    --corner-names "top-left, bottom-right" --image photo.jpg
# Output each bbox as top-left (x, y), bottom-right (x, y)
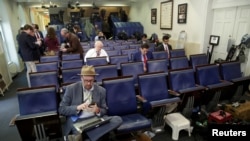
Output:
top-left (83, 79), bottom-right (94, 83)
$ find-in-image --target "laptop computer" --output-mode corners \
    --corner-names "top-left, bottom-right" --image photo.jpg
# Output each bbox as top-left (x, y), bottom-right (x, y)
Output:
top-left (73, 116), bottom-right (111, 133)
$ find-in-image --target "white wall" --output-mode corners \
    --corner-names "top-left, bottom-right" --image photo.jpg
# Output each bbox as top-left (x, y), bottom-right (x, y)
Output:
top-left (129, 0), bottom-right (211, 56)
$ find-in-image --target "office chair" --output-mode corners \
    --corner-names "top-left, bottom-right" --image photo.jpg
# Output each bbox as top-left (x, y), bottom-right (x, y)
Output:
top-left (35, 61), bottom-right (58, 72)
top-left (62, 53), bottom-right (81, 61)
top-left (40, 55), bottom-right (59, 63)
top-left (61, 67), bottom-right (81, 84)
top-left (106, 50), bottom-right (121, 56)
top-left (61, 59), bottom-right (84, 69)
top-left (110, 55), bottom-right (129, 70)
top-left (121, 48), bottom-right (138, 61)
top-left (121, 62), bottom-right (144, 86)
top-left (152, 51), bottom-right (168, 60)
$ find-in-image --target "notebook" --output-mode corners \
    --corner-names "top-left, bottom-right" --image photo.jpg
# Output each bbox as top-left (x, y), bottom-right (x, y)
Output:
top-left (73, 116), bottom-right (111, 133)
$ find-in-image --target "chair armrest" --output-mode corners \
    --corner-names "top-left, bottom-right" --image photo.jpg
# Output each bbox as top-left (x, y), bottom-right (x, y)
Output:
top-left (168, 90), bottom-right (181, 96)
top-left (136, 95), bottom-right (147, 103)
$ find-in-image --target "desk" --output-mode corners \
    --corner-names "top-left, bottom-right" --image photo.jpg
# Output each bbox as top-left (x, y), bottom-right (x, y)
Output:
top-left (225, 100), bottom-right (250, 122)
top-left (85, 116), bottom-right (122, 141)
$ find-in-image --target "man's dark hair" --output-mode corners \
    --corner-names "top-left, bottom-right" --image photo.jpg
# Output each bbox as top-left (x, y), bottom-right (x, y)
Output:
top-left (23, 24), bottom-right (34, 31)
top-left (141, 33), bottom-right (147, 38)
top-left (141, 43), bottom-right (149, 49)
top-left (162, 35), bottom-right (170, 40)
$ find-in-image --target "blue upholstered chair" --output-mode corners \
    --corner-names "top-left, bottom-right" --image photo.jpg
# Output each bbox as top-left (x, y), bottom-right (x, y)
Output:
top-left (137, 72), bottom-right (181, 132)
top-left (168, 68), bottom-right (206, 118)
top-left (94, 64), bottom-right (118, 85)
top-left (102, 76), bottom-right (151, 134)
top-left (106, 50), bottom-right (121, 56)
top-left (196, 64), bottom-right (233, 112)
top-left (220, 61), bottom-right (250, 101)
top-left (189, 53), bottom-right (209, 70)
top-left (62, 53), bottom-right (81, 61)
top-left (121, 62), bottom-right (144, 86)
top-left (170, 49), bottom-right (185, 58)
top-left (40, 55), bottom-right (59, 63)
top-left (61, 67), bottom-right (81, 84)
top-left (15, 85), bottom-right (62, 141)
top-left (110, 55), bottom-right (129, 70)
top-left (152, 51), bottom-right (168, 60)
top-left (169, 56), bottom-right (189, 70)
top-left (61, 59), bottom-right (84, 69)
top-left (29, 70), bottom-right (59, 90)
top-left (121, 48), bottom-right (138, 61)
top-left (36, 61), bottom-right (58, 72)
top-left (147, 59), bottom-right (168, 73)
top-left (86, 56), bottom-right (108, 66)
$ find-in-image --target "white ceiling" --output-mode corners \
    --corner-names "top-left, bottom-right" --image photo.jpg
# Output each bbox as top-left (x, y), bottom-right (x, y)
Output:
top-left (15, 0), bottom-right (138, 7)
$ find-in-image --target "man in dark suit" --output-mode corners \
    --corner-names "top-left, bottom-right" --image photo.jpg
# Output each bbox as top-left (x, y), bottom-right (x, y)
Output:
top-left (133, 43), bottom-right (154, 72)
top-left (155, 35), bottom-right (172, 58)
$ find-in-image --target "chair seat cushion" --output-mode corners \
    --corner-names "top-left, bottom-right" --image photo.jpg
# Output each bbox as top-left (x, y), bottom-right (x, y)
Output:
top-left (150, 97), bottom-right (181, 107)
top-left (207, 81), bottom-right (233, 89)
top-left (116, 113), bottom-right (151, 134)
top-left (232, 76), bottom-right (250, 83)
top-left (178, 86), bottom-right (205, 94)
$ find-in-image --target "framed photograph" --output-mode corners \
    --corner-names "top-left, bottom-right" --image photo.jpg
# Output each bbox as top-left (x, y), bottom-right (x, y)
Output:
top-left (178, 3), bottom-right (187, 24)
top-left (160, 0), bottom-right (173, 29)
top-left (209, 35), bottom-right (220, 45)
top-left (151, 9), bottom-right (157, 24)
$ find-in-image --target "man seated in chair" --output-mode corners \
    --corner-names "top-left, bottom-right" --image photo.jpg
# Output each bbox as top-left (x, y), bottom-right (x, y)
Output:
top-left (59, 65), bottom-right (118, 140)
top-left (133, 43), bottom-right (154, 72)
top-left (84, 40), bottom-right (109, 63)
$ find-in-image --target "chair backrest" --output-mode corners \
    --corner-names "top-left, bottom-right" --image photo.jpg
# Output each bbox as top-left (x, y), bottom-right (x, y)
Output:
top-left (121, 62), bottom-right (144, 85)
top-left (29, 71), bottom-right (58, 89)
top-left (61, 67), bottom-right (81, 84)
top-left (40, 55), bottom-right (59, 63)
top-left (61, 59), bottom-right (84, 69)
top-left (103, 46), bottom-right (114, 51)
top-left (170, 49), bottom-right (185, 58)
top-left (62, 53), bottom-right (81, 61)
top-left (110, 55), bottom-right (129, 69)
top-left (94, 65), bottom-right (118, 85)
top-left (169, 56), bottom-right (189, 70)
top-left (129, 44), bottom-right (140, 50)
top-left (168, 68), bottom-right (197, 92)
top-left (17, 85), bottom-right (58, 115)
top-left (121, 48), bottom-right (138, 61)
top-left (36, 61), bottom-right (58, 72)
top-left (196, 64), bottom-right (221, 86)
top-left (189, 53), bottom-right (209, 69)
top-left (86, 56), bottom-right (108, 66)
top-left (152, 51), bottom-right (168, 59)
top-left (147, 59), bottom-right (168, 73)
top-left (102, 76), bottom-right (137, 116)
top-left (106, 50), bottom-right (121, 56)
top-left (220, 61), bottom-right (242, 81)
top-left (138, 72), bottom-right (170, 102)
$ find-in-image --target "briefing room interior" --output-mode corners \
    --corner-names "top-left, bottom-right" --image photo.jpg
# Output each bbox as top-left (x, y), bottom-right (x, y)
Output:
top-left (0, 0), bottom-right (250, 141)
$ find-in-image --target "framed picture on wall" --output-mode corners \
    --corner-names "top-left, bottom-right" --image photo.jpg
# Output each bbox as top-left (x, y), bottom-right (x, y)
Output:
top-left (160, 0), bottom-right (173, 29)
top-left (151, 9), bottom-right (157, 24)
top-left (209, 35), bottom-right (220, 45)
top-left (178, 3), bottom-right (187, 24)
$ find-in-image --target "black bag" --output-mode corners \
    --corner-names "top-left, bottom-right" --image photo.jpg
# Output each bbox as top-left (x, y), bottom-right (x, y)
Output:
top-left (236, 48), bottom-right (245, 63)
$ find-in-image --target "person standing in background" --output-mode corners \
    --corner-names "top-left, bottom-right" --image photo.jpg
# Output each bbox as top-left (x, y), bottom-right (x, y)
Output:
top-left (60, 28), bottom-right (83, 59)
top-left (73, 25), bottom-right (84, 42)
top-left (32, 23), bottom-right (45, 56)
top-left (44, 27), bottom-right (59, 53)
top-left (18, 24), bottom-right (42, 87)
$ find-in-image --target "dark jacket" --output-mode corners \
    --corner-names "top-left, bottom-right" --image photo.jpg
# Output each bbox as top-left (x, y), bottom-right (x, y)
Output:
top-left (155, 43), bottom-right (172, 51)
top-left (18, 32), bottom-right (40, 61)
top-left (133, 51), bottom-right (154, 62)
